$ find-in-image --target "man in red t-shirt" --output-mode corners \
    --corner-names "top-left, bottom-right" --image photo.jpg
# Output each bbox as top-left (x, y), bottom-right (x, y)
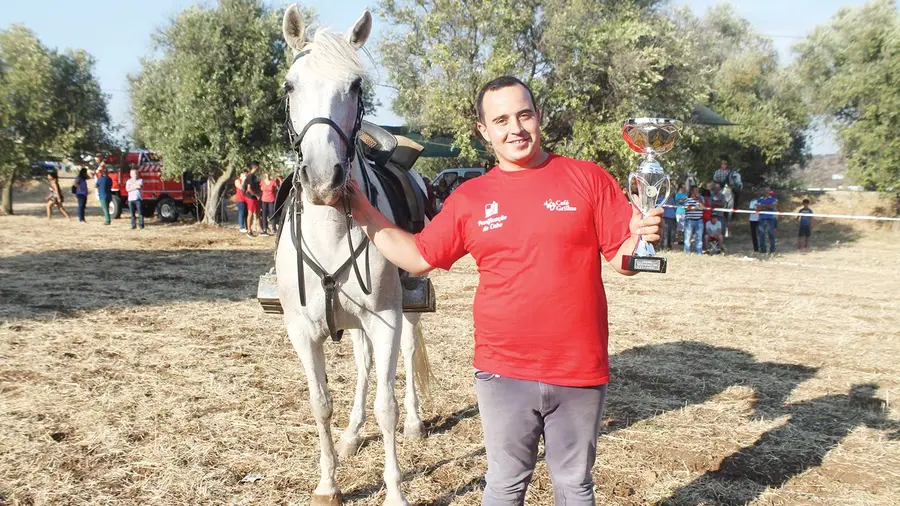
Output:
top-left (343, 76), bottom-right (662, 505)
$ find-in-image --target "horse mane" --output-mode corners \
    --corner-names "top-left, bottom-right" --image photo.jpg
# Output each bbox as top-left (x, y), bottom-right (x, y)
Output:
top-left (300, 28), bottom-right (369, 82)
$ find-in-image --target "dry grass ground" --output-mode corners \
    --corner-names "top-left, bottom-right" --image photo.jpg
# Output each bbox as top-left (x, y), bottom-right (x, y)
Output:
top-left (1, 179), bottom-right (899, 505)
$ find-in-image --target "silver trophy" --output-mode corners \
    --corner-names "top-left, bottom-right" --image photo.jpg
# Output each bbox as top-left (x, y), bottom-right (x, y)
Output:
top-left (621, 117), bottom-right (681, 274)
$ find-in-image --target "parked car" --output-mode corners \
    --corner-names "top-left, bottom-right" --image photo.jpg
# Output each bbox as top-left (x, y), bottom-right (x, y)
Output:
top-left (431, 167), bottom-right (487, 211)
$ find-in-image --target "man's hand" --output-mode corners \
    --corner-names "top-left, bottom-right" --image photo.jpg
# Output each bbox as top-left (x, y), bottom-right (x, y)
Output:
top-left (336, 178), bottom-right (434, 276)
top-left (630, 206), bottom-right (663, 243)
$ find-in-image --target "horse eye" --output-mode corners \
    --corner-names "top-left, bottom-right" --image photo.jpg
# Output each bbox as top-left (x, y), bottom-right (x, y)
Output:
top-left (350, 78), bottom-right (362, 92)
top-left (283, 81), bottom-right (294, 94)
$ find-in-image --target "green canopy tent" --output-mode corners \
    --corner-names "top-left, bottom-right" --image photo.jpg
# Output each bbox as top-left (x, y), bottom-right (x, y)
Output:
top-left (690, 104), bottom-right (736, 126)
top-left (377, 125), bottom-right (491, 159)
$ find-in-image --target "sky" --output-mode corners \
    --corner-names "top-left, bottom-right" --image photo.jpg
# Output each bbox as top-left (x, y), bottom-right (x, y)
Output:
top-left (0, 0), bottom-right (879, 155)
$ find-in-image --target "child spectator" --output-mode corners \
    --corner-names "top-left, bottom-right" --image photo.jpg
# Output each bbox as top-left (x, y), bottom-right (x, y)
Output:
top-left (797, 198), bottom-right (814, 250)
top-left (73, 167), bottom-right (89, 222)
top-left (748, 192), bottom-right (760, 252)
top-left (705, 214), bottom-right (725, 254)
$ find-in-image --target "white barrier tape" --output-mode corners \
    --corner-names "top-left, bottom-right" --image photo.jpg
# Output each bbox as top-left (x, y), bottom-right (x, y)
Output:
top-left (660, 205), bottom-right (900, 222)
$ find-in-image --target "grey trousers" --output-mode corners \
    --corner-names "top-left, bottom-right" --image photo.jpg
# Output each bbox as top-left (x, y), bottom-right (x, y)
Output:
top-left (474, 369), bottom-right (608, 506)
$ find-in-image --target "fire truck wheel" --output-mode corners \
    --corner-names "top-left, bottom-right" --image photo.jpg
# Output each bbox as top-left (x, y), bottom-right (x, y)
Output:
top-left (157, 197), bottom-right (179, 222)
top-left (109, 196), bottom-right (123, 219)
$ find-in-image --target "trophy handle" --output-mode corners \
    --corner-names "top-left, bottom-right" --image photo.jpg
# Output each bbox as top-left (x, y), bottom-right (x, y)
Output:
top-left (626, 172), bottom-right (647, 214)
top-left (658, 175), bottom-right (672, 210)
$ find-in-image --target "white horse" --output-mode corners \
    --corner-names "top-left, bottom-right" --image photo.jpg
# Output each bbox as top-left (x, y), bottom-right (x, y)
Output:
top-left (276, 5), bottom-right (433, 505)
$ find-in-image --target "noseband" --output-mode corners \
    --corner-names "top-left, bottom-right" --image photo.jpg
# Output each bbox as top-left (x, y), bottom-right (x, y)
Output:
top-left (284, 50), bottom-right (365, 183)
top-left (280, 47), bottom-right (373, 343)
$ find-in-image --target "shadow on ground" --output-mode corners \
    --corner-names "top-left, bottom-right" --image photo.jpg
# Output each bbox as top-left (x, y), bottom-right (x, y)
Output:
top-left (348, 341), bottom-right (837, 504)
top-left (0, 248), bottom-right (271, 320)
top-left (657, 383), bottom-right (899, 505)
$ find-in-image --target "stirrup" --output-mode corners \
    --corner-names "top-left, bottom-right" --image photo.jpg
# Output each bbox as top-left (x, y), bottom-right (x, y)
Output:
top-left (256, 269), bottom-right (437, 314)
top-left (257, 268), bottom-right (283, 314)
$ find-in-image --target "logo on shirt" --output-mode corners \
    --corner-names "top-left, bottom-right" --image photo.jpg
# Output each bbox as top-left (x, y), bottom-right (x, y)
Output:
top-left (478, 201), bottom-right (507, 232)
top-left (543, 199), bottom-right (577, 212)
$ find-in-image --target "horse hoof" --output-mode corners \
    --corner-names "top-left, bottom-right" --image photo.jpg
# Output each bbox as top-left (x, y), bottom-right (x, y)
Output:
top-left (311, 492), bottom-right (342, 506)
top-left (383, 493), bottom-right (410, 506)
top-left (404, 421), bottom-right (426, 439)
top-left (337, 435), bottom-right (363, 459)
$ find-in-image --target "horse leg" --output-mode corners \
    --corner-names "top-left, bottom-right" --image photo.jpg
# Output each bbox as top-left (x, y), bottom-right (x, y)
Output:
top-left (367, 314), bottom-right (409, 506)
top-left (400, 312), bottom-right (426, 439)
top-left (291, 327), bottom-right (342, 505)
top-left (338, 329), bottom-right (372, 459)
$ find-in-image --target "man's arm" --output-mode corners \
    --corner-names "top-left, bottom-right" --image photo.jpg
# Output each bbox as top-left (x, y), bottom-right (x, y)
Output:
top-left (346, 181), bottom-right (434, 276)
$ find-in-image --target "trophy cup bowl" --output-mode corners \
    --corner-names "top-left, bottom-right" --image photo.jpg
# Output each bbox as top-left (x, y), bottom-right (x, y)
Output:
top-left (620, 117), bottom-right (682, 274)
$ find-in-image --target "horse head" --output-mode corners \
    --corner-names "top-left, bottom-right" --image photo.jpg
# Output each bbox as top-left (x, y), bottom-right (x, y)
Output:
top-left (281, 4), bottom-right (372, 206)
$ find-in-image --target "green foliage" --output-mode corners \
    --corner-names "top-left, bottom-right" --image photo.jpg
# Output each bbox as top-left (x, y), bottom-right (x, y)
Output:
top-left (128, 0), bottom-right (306, 180)
top-left (0, 24), bottom-right (109, 172)
top-left (684, 4), bottom-right (809, 186)
top-left (376, 0), bottom-right (807, 186)
top-left (793, 0), bottom-right (900, 191)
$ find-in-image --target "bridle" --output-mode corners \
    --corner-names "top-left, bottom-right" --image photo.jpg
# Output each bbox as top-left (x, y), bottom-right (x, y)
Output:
top-left (281, 47), bottom-right (374, 343)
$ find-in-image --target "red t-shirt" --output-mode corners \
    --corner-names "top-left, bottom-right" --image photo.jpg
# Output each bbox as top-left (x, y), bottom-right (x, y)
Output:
top-left (261, 179), bottom-right (278, 203)
top-left (414, 153), bottom-right (633, 387)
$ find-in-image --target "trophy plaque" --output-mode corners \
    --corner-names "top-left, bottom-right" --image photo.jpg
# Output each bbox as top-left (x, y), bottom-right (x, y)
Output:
top-left (621, 117), bottom-right (682, 274)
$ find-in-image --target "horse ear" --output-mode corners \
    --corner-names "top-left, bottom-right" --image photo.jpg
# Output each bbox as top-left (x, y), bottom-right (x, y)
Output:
top-left (346, 10), bottom-right (372, 49)
top-left (283, 4), bottom-right (306, 52)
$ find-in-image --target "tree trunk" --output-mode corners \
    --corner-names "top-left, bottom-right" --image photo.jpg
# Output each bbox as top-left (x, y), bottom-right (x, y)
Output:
top-left (1, 168), bottom-right (16, 216)
top-left (203, 166), bottom-right (234, 225)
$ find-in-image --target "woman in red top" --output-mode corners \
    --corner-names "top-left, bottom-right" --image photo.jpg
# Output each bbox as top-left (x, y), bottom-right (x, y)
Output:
top-left (234, 173), bottom-right (247, 232)
top-left (260, 173), bottom-right (280, 235)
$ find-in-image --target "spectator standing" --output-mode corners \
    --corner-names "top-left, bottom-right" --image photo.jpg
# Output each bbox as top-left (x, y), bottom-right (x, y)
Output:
top-left (797, 199), bottom-right (814, 250)
top-left (260, 172), bottom-right (279, 235)
top-left (234, 170), bottom-right (248, 233)
top-left (241, 161), bottom-right (263, 237)
top-left (674, 183), bottom-right (687, 244)
top-left (95, 165), bottom-right (113, 225)
top-left (73, 167), bottom-right (89, 222)
top-left (683, 186), bottom-right (705, 255)
top-left (45, 172), bottom-right (71, 219)
top-left (126, 168), bottom-right (144, 229)
top-left (747, 192), bottom-right (760, 252)
top-left (662, 194), bottom-right (677, 250)
top-left (757, 189), bottom-right (778, 254)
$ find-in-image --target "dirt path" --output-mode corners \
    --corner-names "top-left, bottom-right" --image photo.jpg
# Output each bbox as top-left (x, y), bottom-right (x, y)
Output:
top-left (1, 198), bottom-right (898, 505)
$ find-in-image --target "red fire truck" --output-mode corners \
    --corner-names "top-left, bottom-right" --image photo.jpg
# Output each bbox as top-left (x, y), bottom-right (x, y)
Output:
top-left (102, 150), bottom-right (196, 222)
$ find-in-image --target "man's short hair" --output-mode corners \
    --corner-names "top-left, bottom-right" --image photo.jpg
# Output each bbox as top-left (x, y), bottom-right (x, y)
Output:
top-left (475, 75), bottom-right (536, 122)
top-left (802, 198), bottom-right (810, 205)
top-left (250, 160), bottom-right (259, 169)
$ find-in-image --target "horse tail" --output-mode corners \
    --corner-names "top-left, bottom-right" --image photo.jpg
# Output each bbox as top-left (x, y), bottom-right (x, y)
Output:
top-left (412, 319), bottom-right (435, 398)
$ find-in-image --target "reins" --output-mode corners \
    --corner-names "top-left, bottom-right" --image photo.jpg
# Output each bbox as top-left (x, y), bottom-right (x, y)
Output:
top-left (280, 47), bottom-right (374, 342)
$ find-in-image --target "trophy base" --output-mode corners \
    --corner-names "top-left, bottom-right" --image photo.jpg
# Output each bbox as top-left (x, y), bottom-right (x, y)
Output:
top-left (622, 255), bottom-right (667, 274)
